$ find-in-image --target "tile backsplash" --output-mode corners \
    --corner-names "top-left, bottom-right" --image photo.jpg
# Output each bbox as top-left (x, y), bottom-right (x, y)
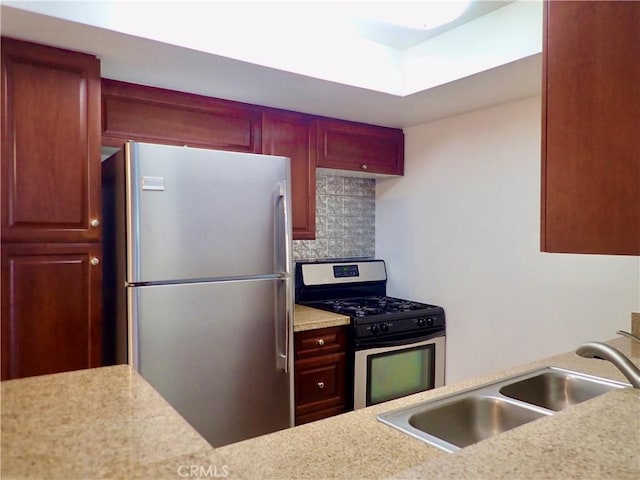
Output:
top-left (292, 174), bottom-right (375, 260)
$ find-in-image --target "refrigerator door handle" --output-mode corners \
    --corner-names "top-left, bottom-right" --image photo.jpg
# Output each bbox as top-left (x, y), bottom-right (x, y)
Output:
top-left (128, 287), bottom-right (140, 370)
top-left (275, 277), bottom-right (291, 372)
top-left (276, 181), bottom-right (292, 373)
top-left (277, 181), bottom-right (292, 275)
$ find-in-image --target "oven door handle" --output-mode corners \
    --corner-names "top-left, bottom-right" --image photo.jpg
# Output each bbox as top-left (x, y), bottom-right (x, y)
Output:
top-left (355, 329), bottom-right (445, 350)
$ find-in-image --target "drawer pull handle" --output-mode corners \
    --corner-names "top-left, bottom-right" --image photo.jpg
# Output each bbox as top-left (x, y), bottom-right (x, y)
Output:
top-left (317, 382), bottom-right (325, 389)
top-left (317, 338), bottom-right (325, 346)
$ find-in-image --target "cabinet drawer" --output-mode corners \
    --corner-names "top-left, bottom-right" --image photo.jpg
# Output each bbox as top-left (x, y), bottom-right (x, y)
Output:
top-left (294, 326), bottom-right (347, 359)
top-left (294, 352), bottom-right (346, 417)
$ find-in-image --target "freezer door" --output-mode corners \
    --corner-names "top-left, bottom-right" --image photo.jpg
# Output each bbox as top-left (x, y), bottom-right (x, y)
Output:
top-left (129, 278), bottom-right (292, 447)
top-left (126, 142), bottom-right (291, 283)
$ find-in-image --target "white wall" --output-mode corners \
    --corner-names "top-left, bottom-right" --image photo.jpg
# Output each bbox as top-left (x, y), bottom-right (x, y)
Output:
top-left (376, 96), bottom-right (640, 384)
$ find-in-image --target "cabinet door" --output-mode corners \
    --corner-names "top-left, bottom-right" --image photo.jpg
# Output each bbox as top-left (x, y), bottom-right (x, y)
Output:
top-left (316, 118), bottom-right (404, 175)
top-left (294, 326), bottom-right (349, 425)
top-left (294, 352), bottom-right (347, 423)
top-left (1, 37), bottom-right (101, 243)
top-left (263, 110), bottom-right (316, 240)
top-left (542, 1), bottom-right (640, 255)
top-left (1, 243), bottom-right (102, 380)
top-left (102, 79), bottom-right (263, 153)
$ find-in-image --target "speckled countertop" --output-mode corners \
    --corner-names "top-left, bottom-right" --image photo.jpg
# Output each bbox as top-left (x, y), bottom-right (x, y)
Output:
top-left (219, 336), bottom-right (640, 480)
top-left (2, 334), bottom-right (639, 480)
top-left (1, 365), bottom-right (235, 480)
top-left (0, 305), bottom-right (344, 479)
top-left (293, 304), bottom-right (350, 332)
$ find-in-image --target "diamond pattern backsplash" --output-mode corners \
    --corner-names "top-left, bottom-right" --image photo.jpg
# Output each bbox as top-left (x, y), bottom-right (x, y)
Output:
top-left (292, 174), bottom-right (375, 260)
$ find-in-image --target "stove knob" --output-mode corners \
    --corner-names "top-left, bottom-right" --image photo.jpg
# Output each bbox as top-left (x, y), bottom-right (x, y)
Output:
top-left (380, 323), bottom-right (389, 333)
top-left (426, 317), bottom-right (435, 326)
top-left (370, 324), bottom-right (380, 334)
top-left (417, 318), bottom-right (426, 327)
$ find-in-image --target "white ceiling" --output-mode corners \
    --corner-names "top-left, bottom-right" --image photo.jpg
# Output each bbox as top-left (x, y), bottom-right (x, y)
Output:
top-left (346, 1), bottom-right (510, 49)
top-left (0, 1), bottom-right (543, 128)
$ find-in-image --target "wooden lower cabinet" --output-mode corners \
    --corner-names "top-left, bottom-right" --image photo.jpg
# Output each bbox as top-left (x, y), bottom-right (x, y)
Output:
top-left (294, 326), bottom-right (349, 425)
top-left (1, 243), bottom-right (102, 380)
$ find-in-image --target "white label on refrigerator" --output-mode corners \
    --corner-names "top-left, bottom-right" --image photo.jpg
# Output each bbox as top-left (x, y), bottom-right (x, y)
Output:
top-left (141, 176), bottom-right (165, 191)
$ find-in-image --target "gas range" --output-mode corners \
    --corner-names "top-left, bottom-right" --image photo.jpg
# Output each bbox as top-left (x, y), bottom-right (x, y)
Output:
top-left (295, 258), bottom-right (446, 410)
top-left (295, 259), bottom-right (445, 343)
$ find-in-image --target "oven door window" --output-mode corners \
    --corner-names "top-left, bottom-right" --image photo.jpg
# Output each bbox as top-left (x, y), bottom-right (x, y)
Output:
top-left (366, 344), bottom-right (435, 407)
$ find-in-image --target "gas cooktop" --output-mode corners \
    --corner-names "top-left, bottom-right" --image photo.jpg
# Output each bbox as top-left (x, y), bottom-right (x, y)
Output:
top-left (295, 259), bottom-right (446, 342)
top-left (304, 296), bottom-right (441, 318)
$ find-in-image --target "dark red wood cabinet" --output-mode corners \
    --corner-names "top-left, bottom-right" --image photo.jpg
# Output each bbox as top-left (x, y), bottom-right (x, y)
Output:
top-left (1, 244), bottom-right (102, 380)
top-left (101, 79), bottom-right (263, 153)
top-left (316, 118), bottom-right (404, 175)
top-left (1, 38), bottom-right (101, 243)
top-left (262, 110), bottom-right (317, 240)
top-left (1, 37), bottom-right (103, 380)
top-left (294, 326), bottom-right (349, 425)
top-left (542, 1), bottom-right (640, 255)
top-left (101, 80), bottom-right (321, 240)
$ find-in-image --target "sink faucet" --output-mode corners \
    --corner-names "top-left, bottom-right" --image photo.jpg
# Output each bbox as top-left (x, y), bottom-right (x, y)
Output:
top-left (617, 330), bottom-right (640, 344)
top-left (576, 342), bottom-right (640, 388)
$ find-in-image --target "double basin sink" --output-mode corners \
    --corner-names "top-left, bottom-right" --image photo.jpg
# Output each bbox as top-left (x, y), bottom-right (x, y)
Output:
top-left (378, 367), bottom-right (629, 453)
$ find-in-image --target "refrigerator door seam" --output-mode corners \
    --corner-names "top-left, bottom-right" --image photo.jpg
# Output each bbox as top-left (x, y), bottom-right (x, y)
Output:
top-left (126, 273), bottom-right (290, 288)
top-left (125, 142), bottom-right (140, 284)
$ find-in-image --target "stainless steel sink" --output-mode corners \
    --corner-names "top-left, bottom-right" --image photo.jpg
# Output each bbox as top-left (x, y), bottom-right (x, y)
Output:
top-left (378, 367), bottom-right (629, 453)
top-left (407, 395), bottom-right (548, 451)
top-left (499, 369), bottom-right (627, 411)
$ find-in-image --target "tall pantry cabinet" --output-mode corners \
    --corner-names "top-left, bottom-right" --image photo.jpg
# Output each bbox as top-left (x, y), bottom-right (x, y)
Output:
top-left (1, 38), bottom-right (102, 380)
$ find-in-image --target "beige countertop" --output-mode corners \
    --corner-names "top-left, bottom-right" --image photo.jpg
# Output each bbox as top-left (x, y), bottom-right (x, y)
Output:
top-left (293, 304), bottom-right (350, 332)
top-left (1, 365), bottom-right (234, 480)
top-left (218, 336), bottom-right (640, 480)
top-left (2, 337), bottom-right (638, 479)
top-left (0, 304), bottom-right (343, 479)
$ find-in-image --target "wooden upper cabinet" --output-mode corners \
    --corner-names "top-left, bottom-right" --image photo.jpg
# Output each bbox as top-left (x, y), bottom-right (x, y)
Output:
top-left (1, 37), bottom-right (101, 243)
top-left (1, 243), bottom-right (103, 380)
top-left (316, 118), bottom-right (404, 175)
top-left (542, 1), bottom-right (640, 255)
top-left (263, 110), bottom-right (316, 240)
top-left (101, 79), bottom-right (262, 153)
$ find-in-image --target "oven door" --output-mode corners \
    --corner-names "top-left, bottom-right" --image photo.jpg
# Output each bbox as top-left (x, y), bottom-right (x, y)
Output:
top-left (353, 334), bottom-right (445, 410)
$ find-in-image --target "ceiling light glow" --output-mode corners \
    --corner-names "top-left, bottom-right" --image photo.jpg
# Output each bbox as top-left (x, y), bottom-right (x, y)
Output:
top-left (354, 1), bottom-right (472, 30)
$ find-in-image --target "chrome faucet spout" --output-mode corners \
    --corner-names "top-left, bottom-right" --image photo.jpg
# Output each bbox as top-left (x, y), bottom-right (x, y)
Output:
top-left (576, 341), bottom-right (640, 389)
top-left (617, 330), bottom-right (640, 344)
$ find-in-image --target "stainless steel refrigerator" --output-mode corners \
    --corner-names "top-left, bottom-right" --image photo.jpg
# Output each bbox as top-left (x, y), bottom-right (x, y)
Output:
top-left (102, 141), bottom-right (293, 447)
